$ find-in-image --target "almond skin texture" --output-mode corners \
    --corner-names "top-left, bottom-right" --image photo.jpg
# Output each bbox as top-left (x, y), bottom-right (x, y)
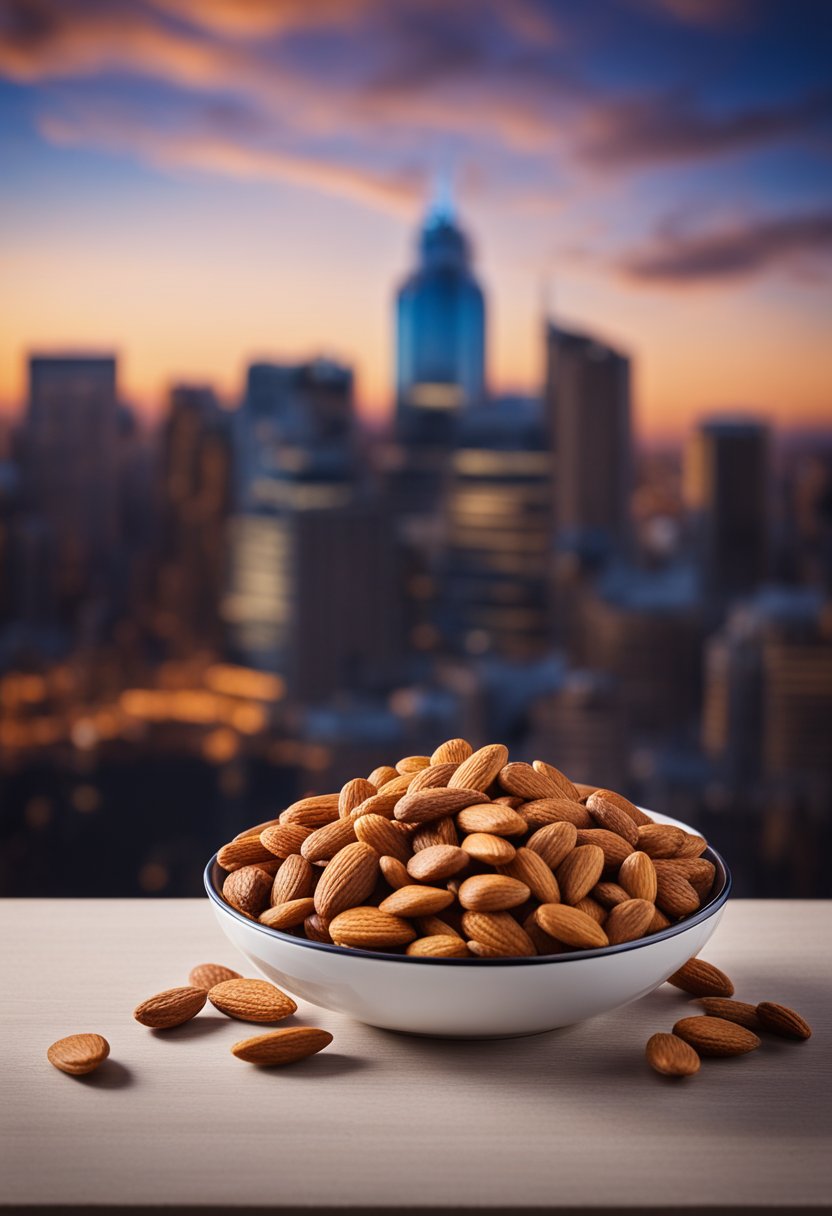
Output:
top-left (460, 911), bottom-right (536, 957)
top-left (329, 906), bottom-right (416, 949)
top-left (520, 798), bottom-right (592, 830)
top-left (259, 897), bottom-right (316, 930)
top-left (208, 978), bottom-right (297, 1023)
top-left (222, 865), bottom-right (273, 917)
top-left (574, 896), bottom-right (607, 926)
top-left (666, 957), bottom-right (734, 997)
top-left (407, 761), bottom-right (459, 792)
top-left (618, 851), bottom-right (658, 903)
top-left (637, 823), bottom-right (685, 858)
top-left (47, 1033), bottom-right (110, 1076)
top-left (353, 813), bottom-right (411, 863)
top-left (456, 804), bottom-right (528, 837)
top-left (497, 762), bottom-right (563, 802)
top-left (646, 1032), bottom-right (700, 1077)
top-left (271, 854), bottom-right (315, 906)
top-left (589, 788), bottom-right (653, 827)
top-left (396, 754), bottom-right (431, 774)
top-left (394, 787), bottom-right (487, 825)
top-left (585, 795), bottom-right (639, 847)
top-left (301, 818), bottom-right (357, 864)
top-left (313, 841), bottom-right (379, 920)
top-left (431, 737), bottom-right (473, 764)
top-left (378, 884), bottom-right (455, 917)
top-left (655, 870), bottom-right (700, 919)
top-left (279, 793), bottom-right (340, 828)
top-left (407, 844), bottom-right (469, 881)
top-left (673, 1016), bottom-right (760, 1057)
top-left (448, 743), bottom-right (509, 791)
top-left (605, 898), bottom-right (655, 945)
top-left (418, 915), bottom-right (463, 939)
top-left (378, 771), bottom-right (417, 796)
top-left (338, 777), bottom-right (377, 818)
top-left (217, 836), bottom-right (279, 871)
top-left (699, 998), bottom-right (761, 1031)
top-left (593, 881), bottom-right (631, 908)
top-left (260, 822), bottom-right (312, 859)
top-left (412, 817), bottom-right (459, 850)
top-left (526, 821), bottom-right (577, 869)
top-left (756, 1001), bottom-right (812, 1040)
top-left (367, 765), bottom-right (397, 789)
top-left (188, 963), bottom-right (242, 991)
top-left (575, 828), bottom-right (633, 870)
top-left (406, 936), bottom-right (470, 958)
top-left (531, 759), bottom-right (580, 801)
top-left (379, 854), bottom-right (410, 890)
top-left (458, 874), bottom-right (530, 912)
top-left (498, 847), bottom-right (560, 904)
top-left (304, 913), bottom-right (332, 942)
top-left (557, 844), bottom-right (605, 905)
top-left (231, 1027), bottom-right (333, 1066)
top-left (460, 832), bottom-right (516, 865)
top-left (134, 986), bottom-right (207, 1028)
top-left (535, 903), bottom-right (609, 950)
top-left (675, 833), bottom-right (709, 859)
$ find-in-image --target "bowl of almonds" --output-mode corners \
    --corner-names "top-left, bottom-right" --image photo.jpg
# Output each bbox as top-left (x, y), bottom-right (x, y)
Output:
top-left (205, 740), bottom-right (731, 1037)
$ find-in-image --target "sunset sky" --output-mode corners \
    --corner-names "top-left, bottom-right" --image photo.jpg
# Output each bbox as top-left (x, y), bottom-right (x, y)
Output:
top-left (1, 0), bottom-right (830, 441)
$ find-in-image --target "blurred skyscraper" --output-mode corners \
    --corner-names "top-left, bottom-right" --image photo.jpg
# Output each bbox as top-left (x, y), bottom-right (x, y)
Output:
top-left (545, 325), bottom-right (631, 558)
top-left (395, 183), bottom-right (486, 444)
top-left (685, 417), bottom-right (770, 600)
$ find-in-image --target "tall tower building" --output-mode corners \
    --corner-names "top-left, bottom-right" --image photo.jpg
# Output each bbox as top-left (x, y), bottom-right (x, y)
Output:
top-left (395, 185), bottom-right (486, 444)
top-left (685, 417), bottom-right (769, 600)
top-left (545, 324), bottom-right (631, 557)
top-left (23, 354), bottom-right (119, 613)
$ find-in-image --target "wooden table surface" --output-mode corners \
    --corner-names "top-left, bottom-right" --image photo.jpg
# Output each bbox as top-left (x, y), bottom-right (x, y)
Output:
top-left (2, 899), bottom-right (830, 1215)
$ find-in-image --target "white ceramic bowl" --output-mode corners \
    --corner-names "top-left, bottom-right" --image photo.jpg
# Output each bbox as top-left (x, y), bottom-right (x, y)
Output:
top-left (205, 810), bottom-right (731, 1038)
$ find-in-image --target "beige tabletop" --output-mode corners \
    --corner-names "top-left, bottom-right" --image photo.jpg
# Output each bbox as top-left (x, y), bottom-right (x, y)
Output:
top-left (2, 899), bottom-right (830, 1214)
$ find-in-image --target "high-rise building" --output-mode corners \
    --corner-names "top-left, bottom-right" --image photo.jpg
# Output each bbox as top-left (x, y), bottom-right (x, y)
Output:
top-left (439, 396), bottom-right (554, 658)
top-left (395, 187), bottom-right (486, 444)
top-left (685, 417), bottom-right (769, 600)
top-left (22, 354), bottom-right (119, 614)
top-left (544, 324), bottom-right (631, 556)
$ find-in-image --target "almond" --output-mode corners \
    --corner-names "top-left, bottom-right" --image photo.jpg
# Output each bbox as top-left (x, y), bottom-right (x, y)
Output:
top-left (271, 854), bottom-right (315, 905)
top-left (231, 1027), bottom-right (332, 1066)
top-left (456, 804), bottom-right (528, 836)
top-left (618, 851), bottom-right (658, 902)
top-left (647, 906), bottom-right (672, 934)
top-left (585, 795), bottom-right (639, 846)
top-left (676, 962), bottom-right (736, 1003)
top-left (367, 764), bottom-right (397, 788)
top-left (407, 761), bottom-right (459, 792)
top-left (406, 936), bottom-right (470, 958)
top-left (354, 814), bottom-right (411, 863)
top-left (260, 822), bottom-right (312, 858)
top-left (535, 903), bottom-right (609, 950)
top-left (523, 911), bottom-right (564, 955)
top-left (574, 896), bottom-right (607, 925)
top-left (301, 817), bottom-right (357, 864)
top-left (557, 844), bottom-right (605, 905)
top-left (188, 963), bottom-right (242, 991)
top-left (379, 854), bottom-right (411, 889)
top-left (458, 874), bottom-right (530, 912)
top-left (497, 762), bottom-right (564, 801)
top-left (303, 912), bottom-right (332, 942)
top-left (378, 771), bottom-right (417, 796)
top-left (134, 986), bottom-right (207, 1028)
top-left (431, 737), bottom-right (473, 765)
top-left (396, 754), bottom-right (431, 773)
top-left (675, 833), bottom-right (708, 859)
top-left (592, 881), bottom-right (631, 908)
top-left (756, 1001), bottom-right (812, 1040)
top-left (605, 898), bottom-right (655, 945)
top-left (412, 816), bottom-right (459, 850)
top-left (208, 978), bottom-right (297, 1023)
top-left (394, 787), bottom-right (487, 825)
top-left (406, 844), bottom-right (469, 881)
top-left (637, 823), bottom-right (686, 859)
top-left (447, 743), bottom-right (509, 790)
top-left (47, 1033), bottom-right (110, 1076)
top-left (418, 915), bottom-right (463, 939)
top-left (698, 998), bottom-right (761, 1030)
top-left (338, 777), bottom-right (377, 818)
top-left (654, 857), bottom-right (716, 900)
top-left (645, 1032), bottom-right (700, 1077)
top-left (378, 884), bottom-right (455, 917)
top-left (279, 793), bottom-right (340, 828)
top-left (519, 798), bottom-right (592, 829)
top-left (492, 794), bottom-right (523, 808)
top-left (217, 835), bottom-right (278, 871)
top-left (590, 788), bottom-right (653, 827)
top-left (460, 910), bottom-right (536, 957)
top-left (260, 897), bottom-right (316, 930)
top-left (575, 828), bottom-right (633, 869)
top-left (222, 865), bottom-right (273, 917)
top-left (313, 841), bottom-right (379, 920)
top-left (531, 759), bottom-right (580, 801)
top-left (498, 847), bottom-right (560, 904)
top-left (673, 1016), bottom-right (760, 1057)
top-left (526, 820), bottom-right (577, 869)
top-left (329, 906), bottom-right (416, 949)
top-left (350, 792), bottom-right (402, 821)
top-left (655, 871), bottom-right (701, 919)
top-left (460, 831), bottom-right (516, 865)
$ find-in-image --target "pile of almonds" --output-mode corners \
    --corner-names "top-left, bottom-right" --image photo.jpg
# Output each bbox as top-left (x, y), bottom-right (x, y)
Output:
top-left (646, 956), bottom-right (812, 1078)
top-left (216, 740), bottom-right (717, 958)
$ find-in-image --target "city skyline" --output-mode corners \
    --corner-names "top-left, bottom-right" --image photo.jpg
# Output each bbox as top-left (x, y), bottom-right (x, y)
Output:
top-left (2, 0), bottom-right (831, 441)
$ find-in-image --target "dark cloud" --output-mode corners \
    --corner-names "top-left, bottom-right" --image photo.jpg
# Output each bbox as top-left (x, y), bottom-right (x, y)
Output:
top-left (618, 210), bottom-right (832, 283)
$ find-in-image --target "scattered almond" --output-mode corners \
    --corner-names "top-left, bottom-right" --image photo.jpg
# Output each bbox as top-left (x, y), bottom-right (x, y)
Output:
top-left (645, 1032), bottom-right (700, 1077)
top-left (188, 963), bottom-right (242, 991)
top-left (672, 1016), bottom-right (760, 1057)
top-left (47, 1033), bottom-right (110, 1076)
top-left (666, 957), bottom-right (734, 997)
top-left (208, 978), bottom-right (297, 1023)
top-left (134, 986), bottom-right (207, 1029)
top-left (756, 1001), bottom-right (812, 1040)
top-left (231, 1027), bottom-right (333, 1066)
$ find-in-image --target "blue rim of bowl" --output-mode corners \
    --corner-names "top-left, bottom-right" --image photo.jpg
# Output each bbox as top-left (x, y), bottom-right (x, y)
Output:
top-left (203, 841), bottom-right (732, 966)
